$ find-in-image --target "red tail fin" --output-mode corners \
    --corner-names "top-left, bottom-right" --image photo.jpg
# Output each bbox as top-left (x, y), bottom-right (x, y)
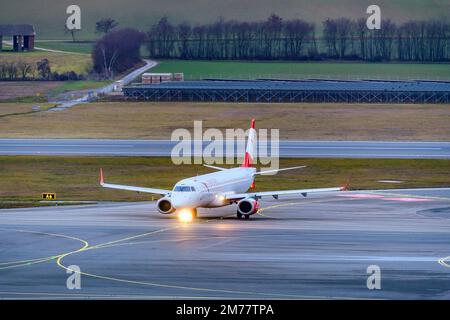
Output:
top-left (242, 119), bottom-right (256, 167)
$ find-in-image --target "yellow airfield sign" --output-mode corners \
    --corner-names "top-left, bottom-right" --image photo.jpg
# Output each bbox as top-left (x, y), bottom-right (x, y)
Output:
top-left (42, 193), bottom-right (56, 200)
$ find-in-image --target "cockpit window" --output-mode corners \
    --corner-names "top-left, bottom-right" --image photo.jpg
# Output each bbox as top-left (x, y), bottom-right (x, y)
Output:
top-left (174, 186), bottom-right (194, 192)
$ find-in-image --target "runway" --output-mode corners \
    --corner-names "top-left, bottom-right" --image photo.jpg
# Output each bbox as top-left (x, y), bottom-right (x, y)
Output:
top-left (1, 139), bottom-right (450, 159)
top-left (1, 188), bottom-right (450, 299)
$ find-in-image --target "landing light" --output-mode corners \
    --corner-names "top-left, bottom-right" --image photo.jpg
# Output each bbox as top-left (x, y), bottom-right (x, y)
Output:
top-left (178, 209), bottom-right (194, 223)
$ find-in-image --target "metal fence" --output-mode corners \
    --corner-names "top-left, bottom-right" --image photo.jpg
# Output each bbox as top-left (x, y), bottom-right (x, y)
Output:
top-left (123, 79), bottom-right (450, 104)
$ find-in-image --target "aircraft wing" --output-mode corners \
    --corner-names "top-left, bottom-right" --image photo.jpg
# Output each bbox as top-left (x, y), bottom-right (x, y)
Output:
top-left (99, 168), bottom-right (170, 195)
top-left (225, 187), bottom-right (344, 201)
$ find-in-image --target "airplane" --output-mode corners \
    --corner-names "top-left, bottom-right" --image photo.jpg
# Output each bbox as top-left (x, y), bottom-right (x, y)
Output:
top-left (100, 119), bottom-right (345, 220)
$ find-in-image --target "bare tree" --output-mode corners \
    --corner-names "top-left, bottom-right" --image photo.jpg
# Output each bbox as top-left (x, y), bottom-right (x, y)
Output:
top-left (64, 25), bottom-right (79, 42)
top-left (5, 62), bottom-right (18, 80)
top-left (0, 62), bottom-right (7, 79)
top-left (177, 22), bottom-right (192, 59)
top-left (101, 46), bottom-right (119, 79)
top-left (144, 15), bottom-right (449, 62)
top-left (17, 61), bottom-right (33, 80)
top-left (37, 59), bottom-right (51, 80)
top-left (92, 28), bottom-right (145, 78)
top-left (95, 18), bottom-right (119, 35)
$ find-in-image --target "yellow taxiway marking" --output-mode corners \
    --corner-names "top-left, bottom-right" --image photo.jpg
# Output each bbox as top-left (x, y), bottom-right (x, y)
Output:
top-left (0, 228), bottom-right (88, 270)
top-left (53, 213), bottom-right (318, 299)
top-left (3, 195), bottom-right (449, 297)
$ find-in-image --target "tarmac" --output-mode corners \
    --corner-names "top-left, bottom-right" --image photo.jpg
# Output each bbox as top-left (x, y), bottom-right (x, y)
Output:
top-left (0, 188), bottom-right (449, 299)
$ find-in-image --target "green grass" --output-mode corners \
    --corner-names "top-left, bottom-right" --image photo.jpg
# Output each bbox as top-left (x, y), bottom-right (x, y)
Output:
top-left (0, 201), bottom-right (92, 209)
top-left (1, 1), bottom-right (448, 39)
top-left (150, 60), bottom-right (450, 81)
top-left (0, 95), bottom-right (51, 104)
top-left (1, 42), bottom-right (13, 50)
top-left (35, 41), bottom-right (94, 54)
top-left (0, 156), bottom-right (449, 202)
top-left (49, 80), bottom-right (111, 95)
top-left (0, 50), bottom-right (91, 74)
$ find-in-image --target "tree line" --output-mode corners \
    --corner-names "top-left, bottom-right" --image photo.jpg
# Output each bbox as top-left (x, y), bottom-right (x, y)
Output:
top-left (146, 15), bottom-right (450, 62)
top-left (0, 59), bottom-right (84, 81)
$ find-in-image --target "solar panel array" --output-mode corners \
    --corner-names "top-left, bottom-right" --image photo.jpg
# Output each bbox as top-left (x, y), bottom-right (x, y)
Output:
top-left (130, 79), bottom-right (450, 92)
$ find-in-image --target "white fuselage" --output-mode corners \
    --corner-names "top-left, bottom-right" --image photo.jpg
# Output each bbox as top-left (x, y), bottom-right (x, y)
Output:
top-left (170, 167), bottom-right (256, 209)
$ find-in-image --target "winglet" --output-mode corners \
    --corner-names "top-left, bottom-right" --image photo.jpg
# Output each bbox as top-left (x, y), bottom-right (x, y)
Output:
top-left (100, 168), bottom-right (104, 185)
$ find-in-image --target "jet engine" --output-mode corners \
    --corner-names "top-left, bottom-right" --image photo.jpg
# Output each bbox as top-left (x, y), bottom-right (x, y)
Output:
top-left (157, 197), bottom-right (176, 214)
top-left (237, 198), bottom-right (259, 215)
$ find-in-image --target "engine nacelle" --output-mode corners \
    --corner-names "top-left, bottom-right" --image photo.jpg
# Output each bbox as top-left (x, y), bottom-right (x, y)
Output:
top-left (157, 197), bottom-right (176, 214)
top-left (237, 198), bottom-right (259, 215)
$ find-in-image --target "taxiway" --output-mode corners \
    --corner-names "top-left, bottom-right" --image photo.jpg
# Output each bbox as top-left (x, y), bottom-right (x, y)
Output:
top-left (0, 188), bottom-right (449, 299)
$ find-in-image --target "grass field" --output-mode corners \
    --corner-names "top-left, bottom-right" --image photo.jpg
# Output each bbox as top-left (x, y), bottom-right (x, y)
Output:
top-left (0, 156), bottom-right (449, 204)
top-left (48, 80), bottom-right (110, 95)
top-left (35, 41), bottom-right (94, 54)
top-left (0, 102), bottom-right (449, 141)
top-left (0, 50), bottom-right (91, 74)
top-left (1, 1), bottom-right (448, 39)
top-left (0, 82), bottom-right (62, 101)
top-left (150, 60), bottom-right (450, 81)
top-left (0, 103), bottom-right (55, 117)
top-left (0, 81), bottom-right (110, 102)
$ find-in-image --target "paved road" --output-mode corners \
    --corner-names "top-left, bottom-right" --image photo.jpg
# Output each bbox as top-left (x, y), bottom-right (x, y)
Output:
top-left (1, 188), bottom-right (449, 299)
top-left (49, 59), bottom-right (157, 111)
top-left (0, 139), bottom-right (449, 159)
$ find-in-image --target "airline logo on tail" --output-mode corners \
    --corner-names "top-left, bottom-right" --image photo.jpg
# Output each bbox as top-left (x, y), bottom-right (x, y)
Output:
top-left (242, 119), bottom-right (256, 168)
